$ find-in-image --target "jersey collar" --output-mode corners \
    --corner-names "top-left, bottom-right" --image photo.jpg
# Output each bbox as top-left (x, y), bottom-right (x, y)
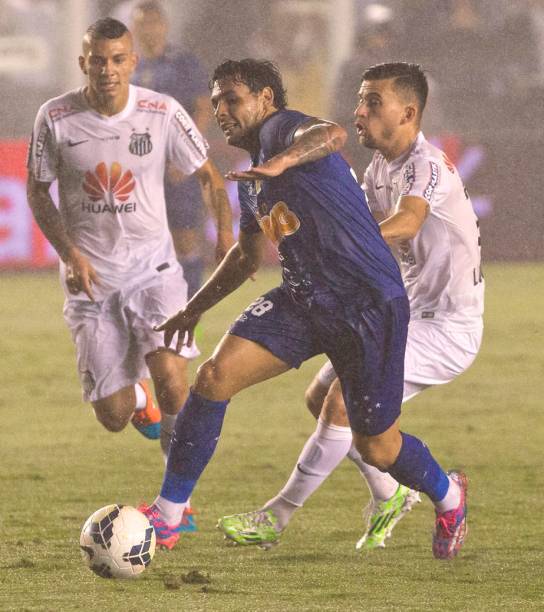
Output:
top-left (387, 131), bottom-right (425, 172)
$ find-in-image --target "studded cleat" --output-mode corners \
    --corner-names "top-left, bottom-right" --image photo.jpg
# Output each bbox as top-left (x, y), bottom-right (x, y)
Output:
top-left (138, 503), bottom-right (182, 550)
top-left (180, 505), bottom-right (198, 533)
top-left (131, 381), bottom-right (161, 440)
top-left (356, 484), bottom-right (421, 551)
top-left (217, 510), bottom-right (280, 549)
top-left (432, 471), bottom-right (468, 560)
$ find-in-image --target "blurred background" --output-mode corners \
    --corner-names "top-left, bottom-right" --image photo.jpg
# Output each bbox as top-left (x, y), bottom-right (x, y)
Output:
top-left (1, 0), bottom-right (542, 271)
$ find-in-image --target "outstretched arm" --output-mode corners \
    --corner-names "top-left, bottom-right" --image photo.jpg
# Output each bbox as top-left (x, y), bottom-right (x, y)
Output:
top-left (156, 229), bottom-right (266, 350)
top-left (379, 195), bottom-right (429, 244)
top-left (194, 159), bottom-right (235, 262)
top-left (226, 119), bottom-right (347, 181)
top-left (26, 174), bottom-right (99, 300)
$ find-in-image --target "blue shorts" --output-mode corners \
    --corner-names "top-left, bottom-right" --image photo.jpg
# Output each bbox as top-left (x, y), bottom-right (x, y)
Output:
top-left (229, 287), bottom-right (409, 435)
top-left (165, 174), bottom-right (205, 230)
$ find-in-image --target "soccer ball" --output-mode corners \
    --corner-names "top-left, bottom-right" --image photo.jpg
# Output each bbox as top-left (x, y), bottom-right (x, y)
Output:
top-left (80, 504), bottom-right (156, 579)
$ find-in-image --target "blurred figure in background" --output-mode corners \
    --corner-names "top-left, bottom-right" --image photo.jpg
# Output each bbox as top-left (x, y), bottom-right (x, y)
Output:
top-left (495, 1), bottom-right (543, 128)
top-left (332, 3), bottom-right (400, 173)
top-left (403, 0), bottom-right (499, 135)
top-left (131, 0), bottom-right (215, 298)
top-left (246, 2), bottom-right (329, 119)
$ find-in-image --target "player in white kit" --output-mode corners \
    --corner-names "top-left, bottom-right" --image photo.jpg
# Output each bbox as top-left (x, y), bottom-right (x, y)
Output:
top-left (218, 63), bottom-right (483, 559)
top-left (26, 18), bottom-right (234, 516)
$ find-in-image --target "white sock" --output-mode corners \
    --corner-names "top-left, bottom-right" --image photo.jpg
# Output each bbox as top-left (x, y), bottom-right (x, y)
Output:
top-left (434, 476), bottom-right (461, 513)
top-left (153, 495), bottom-right (186, 526)
top-left (265, 420), bottom-right (352, 530)
top-left (346, 444), bottom-right (399, 502)
top-left (261, 495), bottom-right (298, 533)
top-left (160, 413), bottom-right (176, 462)
top-left (134, 383), bottom-right (148, 410)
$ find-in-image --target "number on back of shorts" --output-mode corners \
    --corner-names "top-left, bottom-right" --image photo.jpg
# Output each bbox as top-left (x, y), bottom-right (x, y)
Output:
top-left (247, 296), bottom-right (274, 317)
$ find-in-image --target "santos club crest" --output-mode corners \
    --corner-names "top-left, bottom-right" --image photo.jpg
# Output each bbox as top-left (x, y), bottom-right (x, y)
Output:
top-left (129, 131), bottom-right (152, 156)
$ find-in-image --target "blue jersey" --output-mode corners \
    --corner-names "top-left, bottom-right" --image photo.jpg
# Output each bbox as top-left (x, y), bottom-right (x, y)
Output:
top-left (132, 47), bottom-right (209, 115)
top-left (238, 110), bottom-right (405, 308)
top-left (132, 47), bottom-right (209, 223)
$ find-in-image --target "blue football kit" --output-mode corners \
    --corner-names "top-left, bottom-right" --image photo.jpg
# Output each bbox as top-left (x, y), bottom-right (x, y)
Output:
top-left (229, 110), bottom-right (408, 435)
top-left (132, 47), bottom-right (209, 231)
top-left (158, 109), bottom-right (453, 516)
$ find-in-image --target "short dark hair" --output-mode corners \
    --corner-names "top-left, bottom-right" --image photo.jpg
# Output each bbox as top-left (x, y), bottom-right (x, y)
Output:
top-left (211, 59), bottom-right (288, 110)
top-left (362, 62), bottom-right (428, 114)
top-left (85, 18), bottom-right (129, 41)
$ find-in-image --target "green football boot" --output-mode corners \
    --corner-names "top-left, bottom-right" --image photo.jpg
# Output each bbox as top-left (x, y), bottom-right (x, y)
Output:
top-left (356, 485), bottom-right (421, 551)
top-left (217, 510), bottom-right (280, 549)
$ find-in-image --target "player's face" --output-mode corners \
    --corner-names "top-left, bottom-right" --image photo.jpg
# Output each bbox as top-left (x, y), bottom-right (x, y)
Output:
top-left (354, 79), bottom-right (407, 151)
top-left (211, 78), bottom-right (272, 150)
top-left (79, 33), bottom-right (137, 104)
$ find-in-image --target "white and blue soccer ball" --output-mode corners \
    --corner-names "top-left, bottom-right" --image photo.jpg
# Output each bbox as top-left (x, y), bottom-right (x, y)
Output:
top-left (80, 504), bottom-right (156, 579)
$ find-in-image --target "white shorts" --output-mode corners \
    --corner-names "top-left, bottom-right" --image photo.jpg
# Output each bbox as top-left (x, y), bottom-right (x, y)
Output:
top-left (63, 266), bottom-right (199, 402)
top-left (316, 319), bottom-right (483, 403)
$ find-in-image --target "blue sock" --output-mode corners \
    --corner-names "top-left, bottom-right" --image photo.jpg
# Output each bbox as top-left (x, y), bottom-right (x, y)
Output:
top-left (388, 432), bottom-right (450, 502)
top-left (160, 391), bottom-right (229, 503)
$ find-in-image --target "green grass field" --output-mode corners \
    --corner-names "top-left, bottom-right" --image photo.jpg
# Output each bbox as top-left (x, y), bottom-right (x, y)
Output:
top-left (1, 264), bottom-right (543, 611)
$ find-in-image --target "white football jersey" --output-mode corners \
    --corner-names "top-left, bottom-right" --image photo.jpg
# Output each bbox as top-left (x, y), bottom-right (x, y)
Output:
top-left (27, 85), bottom-right (208, 300)
top-left (363, 132), bottom-right (484, 328)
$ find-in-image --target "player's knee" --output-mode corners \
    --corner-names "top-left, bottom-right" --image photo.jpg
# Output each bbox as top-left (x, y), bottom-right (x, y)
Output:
top-left (193, 358), bottom-right (230, 399)
top-left (305, 378), bottom-right (330, 420)
top-left (318, 379), bottom-right (349, 427)
top-left (93, 407), bottom-right (129, 433)
top-left (147, 352), bottom-right (189, 414)
top-left (304, 385), bottom-right (322, 419)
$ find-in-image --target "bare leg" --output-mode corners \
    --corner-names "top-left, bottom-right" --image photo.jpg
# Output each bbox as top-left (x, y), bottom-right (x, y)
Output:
top-left (92, 387), bottom-right (137, 432)
top-left (146, 349), bottom-right (190, 458)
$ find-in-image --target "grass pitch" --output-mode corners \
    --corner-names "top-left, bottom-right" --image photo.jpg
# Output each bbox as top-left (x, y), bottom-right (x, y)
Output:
top-left (1, 264), bottom-right (543, 611)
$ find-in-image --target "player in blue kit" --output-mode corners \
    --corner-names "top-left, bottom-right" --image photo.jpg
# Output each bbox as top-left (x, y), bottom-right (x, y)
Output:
top-left (131, 1), bottom-right (229, 297)
top-left (139, 59), bottom-right (466, 559)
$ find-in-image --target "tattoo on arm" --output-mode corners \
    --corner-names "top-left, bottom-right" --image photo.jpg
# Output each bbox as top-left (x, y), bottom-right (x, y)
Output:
top-left (285, 123), bottom-right (346, 168)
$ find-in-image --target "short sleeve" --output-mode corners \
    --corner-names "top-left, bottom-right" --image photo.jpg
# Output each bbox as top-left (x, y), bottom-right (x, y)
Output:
top-left (259, 110), bottom-right (311, 160)
top-left (400, 158), bottom-right (440, 207)
top-left (166, 100), bottom-right (209, 174)
top-left (27, 105), bottom-right (58, 182)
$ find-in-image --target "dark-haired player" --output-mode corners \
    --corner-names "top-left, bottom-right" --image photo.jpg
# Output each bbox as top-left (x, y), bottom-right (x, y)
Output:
top-left (140, 59), bottom-right (466, 560)
top-left (219, 63), bottom-right (481, 559)
top-left (26, 18), bottom-right (233, 513)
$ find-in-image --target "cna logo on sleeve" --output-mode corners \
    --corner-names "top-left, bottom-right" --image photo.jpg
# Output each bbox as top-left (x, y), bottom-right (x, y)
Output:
top-left (82, 162), bottom-right (137, 212)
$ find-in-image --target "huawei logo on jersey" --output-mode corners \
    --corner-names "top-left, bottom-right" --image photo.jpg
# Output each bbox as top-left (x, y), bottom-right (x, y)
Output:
top-left (82, 162), bottom-right (135, 202)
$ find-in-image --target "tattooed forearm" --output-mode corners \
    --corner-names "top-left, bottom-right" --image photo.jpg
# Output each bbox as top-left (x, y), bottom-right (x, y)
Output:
top-left (291, 124), bottom-right (346, 165)
top-left (270, 121), bottom-right (347, 172)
